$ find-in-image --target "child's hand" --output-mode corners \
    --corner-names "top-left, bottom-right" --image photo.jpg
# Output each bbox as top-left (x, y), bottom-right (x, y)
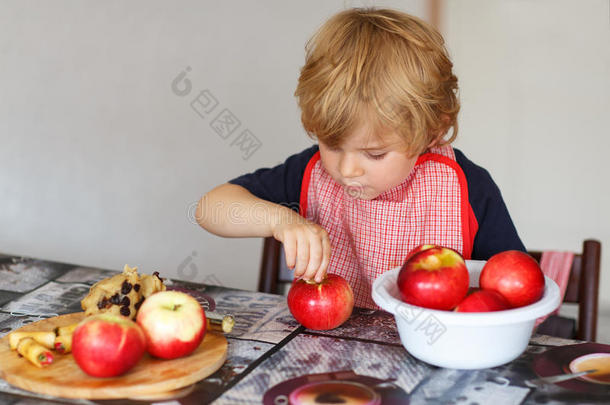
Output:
top-left (272, 216), bottom-right (331, 283)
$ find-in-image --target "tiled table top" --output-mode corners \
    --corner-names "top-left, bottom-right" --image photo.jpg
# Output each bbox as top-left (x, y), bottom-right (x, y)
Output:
top-left (0, 256), bottom-right (605, 405)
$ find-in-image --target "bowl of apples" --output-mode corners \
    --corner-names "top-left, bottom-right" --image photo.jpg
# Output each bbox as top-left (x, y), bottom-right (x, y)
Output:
top-left (372, 246), bottom-right (561, 369)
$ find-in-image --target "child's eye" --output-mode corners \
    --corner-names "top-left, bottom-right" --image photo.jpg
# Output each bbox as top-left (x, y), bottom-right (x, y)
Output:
top-left (366, 152), bottom-right (387, 160)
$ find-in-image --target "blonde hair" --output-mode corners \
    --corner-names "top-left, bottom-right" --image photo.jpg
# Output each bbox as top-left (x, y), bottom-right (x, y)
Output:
top-left (295, 8), bottom-right (459, 156)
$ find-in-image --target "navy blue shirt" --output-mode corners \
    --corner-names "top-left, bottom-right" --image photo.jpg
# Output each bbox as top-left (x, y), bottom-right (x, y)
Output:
top-left (229, 145), bottom-right (525, 260)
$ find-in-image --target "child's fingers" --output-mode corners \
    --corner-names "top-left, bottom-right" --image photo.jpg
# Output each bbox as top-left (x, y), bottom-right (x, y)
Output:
top-left (282, 235), bottom-right (297, 271)
top-left (294, 236), bottom-right (310, 277)
top-left (314, 268), bottom-right (326, 284)
top-left (305, 237), bottom-right (324, 281)
top-left (315, 235), bottom-right (331, 283)
top-left (302, 266), bottom-right (318, 282)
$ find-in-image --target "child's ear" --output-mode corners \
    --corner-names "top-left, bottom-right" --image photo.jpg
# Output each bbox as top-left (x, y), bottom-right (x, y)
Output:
top-left (427, 139), bottom-right (439, 149)
top-left (427, 114), bottom-right (451, 148)
top-left (427, 131), bottom-right (444, 149)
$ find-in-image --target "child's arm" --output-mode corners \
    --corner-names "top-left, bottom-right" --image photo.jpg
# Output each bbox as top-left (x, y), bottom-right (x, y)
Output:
top-left (196, 183), bottom-right (330, 282)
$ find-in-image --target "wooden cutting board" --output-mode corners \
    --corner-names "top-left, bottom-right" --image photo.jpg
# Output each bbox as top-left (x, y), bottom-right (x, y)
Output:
top-left (0, 312), bottom-right (228, 399)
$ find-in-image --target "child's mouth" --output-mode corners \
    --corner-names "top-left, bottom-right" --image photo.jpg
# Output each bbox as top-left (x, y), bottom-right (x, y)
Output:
top-left (344, 184), bottom-right (366, 199)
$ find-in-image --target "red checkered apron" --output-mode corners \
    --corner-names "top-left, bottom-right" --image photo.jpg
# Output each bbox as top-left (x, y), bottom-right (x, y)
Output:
top-left (299, 145), bottom-right (478, 309)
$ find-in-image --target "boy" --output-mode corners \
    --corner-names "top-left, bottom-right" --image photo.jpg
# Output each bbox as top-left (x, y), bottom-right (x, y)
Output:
top-left (196, 8), bottom-right (525, 309)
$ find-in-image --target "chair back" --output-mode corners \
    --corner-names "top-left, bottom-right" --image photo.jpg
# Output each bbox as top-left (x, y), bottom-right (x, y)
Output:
top-left (258, 237), bottom-right (293, 294)
top-left (529, 239), bottom-right (601, 341)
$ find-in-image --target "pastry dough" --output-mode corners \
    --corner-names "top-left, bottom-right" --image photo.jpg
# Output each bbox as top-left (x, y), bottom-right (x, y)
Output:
top-left (80, 265), bottom-right (166, 319)
top-left (17, 337), bottom-right (54, 368)
top-left (54, 322), bottom-right (78, 337)
top-left (8, 331), bottom-right (55, 350)
top-left (140, 272), bottom-right (166, 298)
top-left (54, 334), bottom-right (72, 354)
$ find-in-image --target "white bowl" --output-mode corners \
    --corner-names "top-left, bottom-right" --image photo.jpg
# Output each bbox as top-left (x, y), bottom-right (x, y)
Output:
top-left (372, 260), bottom-right (561, 369)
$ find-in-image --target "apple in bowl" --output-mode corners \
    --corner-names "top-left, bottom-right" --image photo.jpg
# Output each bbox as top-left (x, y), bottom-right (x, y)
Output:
top-left (72, 314), bottom-right (147, 377)
top-left (397, 246), bottom-right (469, 310)
top-left (455, 289), bottom-right (511, 312)
top-left (373, 259), bottom-right (561, 369)
top-left (404, 243), bottom-right (439, 261)
top-left (479, 250), bottom-right (545, 308)
top-left (136, 291), bottom-right (206, 359)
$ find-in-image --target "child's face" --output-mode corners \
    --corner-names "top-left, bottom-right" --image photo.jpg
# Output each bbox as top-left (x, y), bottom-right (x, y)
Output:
top-left (318, 124), bottom-right (418, 200)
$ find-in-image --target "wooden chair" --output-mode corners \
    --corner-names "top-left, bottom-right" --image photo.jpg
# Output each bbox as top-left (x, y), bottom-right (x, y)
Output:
top-left (528, 239), bottom-right (601, 342)
top-left (258, 237), bottom-right (601, 341)
top-left (258, 237), bottom-right (291, 295)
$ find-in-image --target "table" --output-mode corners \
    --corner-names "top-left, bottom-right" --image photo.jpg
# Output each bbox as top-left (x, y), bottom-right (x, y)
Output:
top-left (0, 255), bottom-right (607, 404)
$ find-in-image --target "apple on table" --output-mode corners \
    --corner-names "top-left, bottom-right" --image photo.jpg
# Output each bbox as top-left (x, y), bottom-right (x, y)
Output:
top-left (287, 274), bottom-right (354, 331)
top-left (72, 314), bottom-right (147, 378)
top-left (136, 290), bottom-right (207, 360)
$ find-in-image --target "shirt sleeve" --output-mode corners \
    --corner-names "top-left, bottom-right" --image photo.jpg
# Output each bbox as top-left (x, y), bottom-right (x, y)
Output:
top-left (228, 145), bottom-right (319, 212)
top-left (454, 149), bottom-right (526, 259)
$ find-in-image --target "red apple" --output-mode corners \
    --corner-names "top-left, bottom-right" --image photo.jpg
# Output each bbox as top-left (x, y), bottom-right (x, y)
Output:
top-left (405, 244), bottom-right (439, 262)
top-left (287, 274), bottom-right (354, 330)
top-left (136, 290), bottom-right (206, 359)
top-left (455, 289), bottom-right (511, 312)
top-left (479, 250), bottom-right (545, 308)
top-left (72, 314), bottom-right (146, 377)
top-left (397, 246), bottom-right (469, 310)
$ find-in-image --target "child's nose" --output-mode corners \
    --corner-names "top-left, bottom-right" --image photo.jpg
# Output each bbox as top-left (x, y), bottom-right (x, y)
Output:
top-left (338, 154), bottom-right (364, 178)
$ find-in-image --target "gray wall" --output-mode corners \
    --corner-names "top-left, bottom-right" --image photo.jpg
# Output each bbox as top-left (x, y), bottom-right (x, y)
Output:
top-left (1, 0), bottom-right (608, 309)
